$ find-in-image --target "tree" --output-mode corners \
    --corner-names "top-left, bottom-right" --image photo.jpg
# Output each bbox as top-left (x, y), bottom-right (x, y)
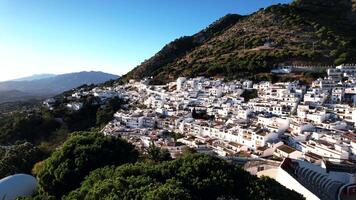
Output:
top-left (147, 142), bottom-right (172, 162)
top-left (182, 146), bottom-right (197, 155)
top-left (31, 160), bottom-right (45, 176)
top-left (0, 142), bottom-right (43, 179)
top-left (241, 89), bottom-right (258, 102)
top-left (144, 180), bottom-right (191, 200)
top-left (0, 112), bottom-right (60, 145)
top-left (334, 52), bottom-right (349, 65)
top-left (36, 131), bottom-right (138, 197)
top-left (63, 154), bottom-right (305, 200)
top-left (96, 97), bottom-right (123, 126)
top-left (192, 107), bottom-right (197, 118)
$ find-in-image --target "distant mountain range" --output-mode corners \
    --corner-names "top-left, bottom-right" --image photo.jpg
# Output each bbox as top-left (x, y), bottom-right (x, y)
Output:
top-left (10, 74), bottom-right (57, 82)
top-left (0, 71), bottom-right (119, 103)
top-left (122, 0), bottom-right (356, 83)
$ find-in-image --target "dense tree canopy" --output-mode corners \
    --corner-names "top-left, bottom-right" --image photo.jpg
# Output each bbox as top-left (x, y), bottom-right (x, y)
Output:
top-left (0, 112), bottom-right (60, 145)
top-left (0, 96), bottom-right (125, 180)
top-left (36, 131), bottom-right (138, 197)
top-left (0, 96), bottom-right (123, 147)
top-left (63, 154), bottom-right (304, 200)
top-left (241, 89), bottom-right (258, 102)
top-left (0, 142), bottom-right (43, 179)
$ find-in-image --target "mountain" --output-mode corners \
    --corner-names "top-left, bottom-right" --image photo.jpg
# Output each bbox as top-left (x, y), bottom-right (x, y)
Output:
top-left (122, 0), bottom-right (356, 84)
top-left (0, 71), bottom-right (119, 103)
top-left (11, 74), bottom-right (56, 82)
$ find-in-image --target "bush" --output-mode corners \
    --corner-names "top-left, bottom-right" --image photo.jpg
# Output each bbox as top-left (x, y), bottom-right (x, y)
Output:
top-left (37, 131), bottom-right (138, 197)
top-left (64, 154), bottom-right (305, 200)
top-left (0, 142), bottom-right (43, 179)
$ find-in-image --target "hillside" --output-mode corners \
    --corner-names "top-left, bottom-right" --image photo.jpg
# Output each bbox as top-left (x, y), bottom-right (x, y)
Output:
top-left (121, 14), bottom-right (243, 82)
top-left (0, 90), bottom-right (45, 104)
top-left (0, 71), bottom-right (119, 103)
top-left (122, 0), bottom-right (356, 83)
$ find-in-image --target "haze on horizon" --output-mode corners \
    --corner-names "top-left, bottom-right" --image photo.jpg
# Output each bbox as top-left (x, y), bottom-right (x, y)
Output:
top-left (0, 0), bottom-right (292, 82)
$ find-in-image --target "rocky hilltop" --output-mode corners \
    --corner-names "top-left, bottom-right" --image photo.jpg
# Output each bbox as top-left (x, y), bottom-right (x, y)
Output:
top-left (122, 0), bottom-right (356, 83)
top-left (296, 0), bottom-right (352, 7)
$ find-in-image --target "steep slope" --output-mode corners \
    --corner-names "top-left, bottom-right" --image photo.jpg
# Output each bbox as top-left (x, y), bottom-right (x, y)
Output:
top-left (122, 0), bottom-right (356, 84)
top-left (122, 14), bottom-right (243, 82)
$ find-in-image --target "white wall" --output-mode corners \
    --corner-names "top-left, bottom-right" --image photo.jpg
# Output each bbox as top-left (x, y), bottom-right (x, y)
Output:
top-left (257, 168), bottom-right (320, 200)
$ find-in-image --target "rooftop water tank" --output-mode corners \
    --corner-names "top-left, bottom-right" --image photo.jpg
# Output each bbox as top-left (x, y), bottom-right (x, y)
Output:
top-left (0, 174), bottom-right (38, 200)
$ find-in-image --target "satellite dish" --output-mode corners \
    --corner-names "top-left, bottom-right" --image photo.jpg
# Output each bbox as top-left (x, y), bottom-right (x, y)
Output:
top-left (0, 174), bottom-right (38, 200)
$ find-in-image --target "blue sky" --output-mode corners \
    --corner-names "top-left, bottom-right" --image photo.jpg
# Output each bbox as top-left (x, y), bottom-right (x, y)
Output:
top-left (0, 0), bottom-right (292, 81)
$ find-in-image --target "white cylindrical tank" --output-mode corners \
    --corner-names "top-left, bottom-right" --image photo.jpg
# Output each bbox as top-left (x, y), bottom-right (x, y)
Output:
top-left (0, 174), bottom-right (38, 200)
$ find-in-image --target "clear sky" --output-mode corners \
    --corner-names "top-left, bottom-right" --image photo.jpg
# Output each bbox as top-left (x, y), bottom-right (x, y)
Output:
top-left (0, 0), bottom-right (292, 81)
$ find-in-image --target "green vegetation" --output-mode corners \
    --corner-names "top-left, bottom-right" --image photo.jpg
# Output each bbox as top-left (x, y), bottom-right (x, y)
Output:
top-left (302, 70), bottom-right (327, 80)
top-left (192, 108), bottom-right (214, 120)
top-left (0, 96), bottom-right (124, 179)
top-left (36, 131), bottom-right (138, 197)
top-left (0, 112), bottom-right (61, 145)
top-left (146, 142), bottom-right (172, 162)
top-left (0, 100), bottom-right (40, 114)
top-left (62, 154), bottom-right (304, 200)
top-left (0, 96), bottom-right (124, 146)
top-left (161, 131), bottom-right (184, 141)
top-left (120, 0), bottom-right (356, 84)
top-left (120, 14), bottom-right (243, 83)
top-left (96, 97), bottom-right (124, 126)
top-left (0, 142), bottom-right (44, 179)
top-left (4, 1), bottom-right (354, 199)
top-left (241, 89), bottom-right (258, 102)
top-left (8, 119), bottom-right (304, 200)
top-left (16, 132), bottom-right (304, 200)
